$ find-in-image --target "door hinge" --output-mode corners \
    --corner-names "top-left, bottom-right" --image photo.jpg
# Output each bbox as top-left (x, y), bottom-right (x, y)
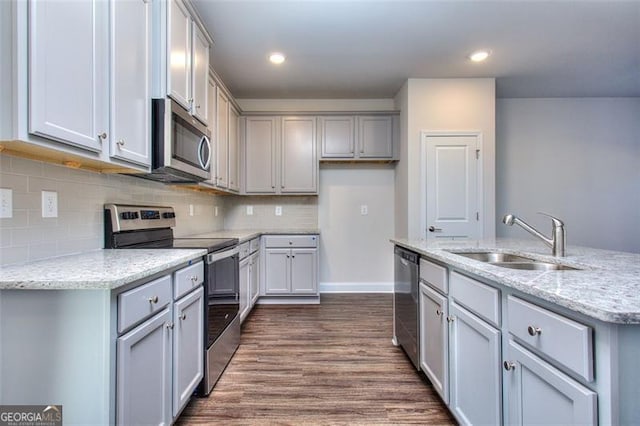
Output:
top-left (475, 149), bottom-right (480, 159)
top-left (476, 212), bottom-right (480, 221)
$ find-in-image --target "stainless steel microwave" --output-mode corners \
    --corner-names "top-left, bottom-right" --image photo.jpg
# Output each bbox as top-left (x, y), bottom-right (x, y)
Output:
top-left (146, 98), bottom-right (211, 183)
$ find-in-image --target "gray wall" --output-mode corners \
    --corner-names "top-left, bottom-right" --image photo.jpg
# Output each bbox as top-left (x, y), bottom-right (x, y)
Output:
top-left (496, 98), bottom-right (640, 253)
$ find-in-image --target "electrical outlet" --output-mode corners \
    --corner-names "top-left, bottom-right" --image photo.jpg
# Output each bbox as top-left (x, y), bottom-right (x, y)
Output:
top-left (189, 204), bottom-right (195, 216)
top-left (42, 191), bottom-right (58, 218)
top-left (214, 206), bottom-right (219, 217)
top-left (360, 205), bottom-right (368, 215)
top-left (275, 206), bottom-right (282, 216)
top-left (246, 205), bottom-right (253, 216)
top-left (0, 188), bottom-right (12, 218)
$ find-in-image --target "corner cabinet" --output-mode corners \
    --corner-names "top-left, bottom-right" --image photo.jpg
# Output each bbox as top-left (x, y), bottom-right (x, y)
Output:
top-left (319, 114), bottom-right (398, 161)
top-left (263, 235), bottom-right (319, 298)
top-left (19, 0), bottom-right (152, 168)
top-left (244, 116), bottom-right (318, 195)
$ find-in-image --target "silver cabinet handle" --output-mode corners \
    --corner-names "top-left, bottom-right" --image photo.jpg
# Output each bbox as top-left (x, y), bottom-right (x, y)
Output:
top-left (190, 275), bottom-right (198, 282)
top-left (435, 309), bottom-right (443, 317)
top-left (98, 132), bottom-right (107, 140)
top-left (196, 104), bottom-right (201, 109)
top-left (116, 139), bottom-right (125, 147)
top-left (446, 315), bottom-right (455, 323)
top-left (528, 325), bottom-right (542, 336)
top-left (198, 136), bottom-right (211, 170)
top-left (428, 226), bottom-right (443, 233)
top-left (166, 322), bottom-right (174, 330)
top-left (180, 313), bottom-right (187, 321)
top-left (148, 296), bottom-right (158, 304)
top-left (504, 361), bottom-right (516, 371)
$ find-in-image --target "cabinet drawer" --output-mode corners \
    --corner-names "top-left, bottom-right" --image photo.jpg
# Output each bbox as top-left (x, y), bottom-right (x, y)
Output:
top-left (249, 237), bottom-right (260, 254)
top-left (174, 261), bottom-right (204, 300)
top-left (239, 241), bottom-right (251, 259)
top-left (450, 271), bottom-right (500, 327)
top-left (264, 235), bottom-right (318, 248)
top-left (507, 296), bottom-right (593, 381)
top-left (420, 258), bottom-right (448, 294)
top-left (118, 275), bottom-right (172, 333)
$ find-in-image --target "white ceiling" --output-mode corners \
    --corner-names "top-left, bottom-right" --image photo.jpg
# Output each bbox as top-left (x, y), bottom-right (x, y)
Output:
top-left (191, 0), bottom-right (640, 99)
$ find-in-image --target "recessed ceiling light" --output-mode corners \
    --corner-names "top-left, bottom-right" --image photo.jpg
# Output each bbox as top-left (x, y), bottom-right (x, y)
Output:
top-left (269, 53), bottom-right (286, 65)
top-left (469, 50), bottom-right (491, 62)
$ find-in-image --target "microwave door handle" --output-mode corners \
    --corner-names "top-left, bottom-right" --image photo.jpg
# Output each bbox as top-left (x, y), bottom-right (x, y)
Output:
top-left (198, 136), bottom-right (211, 170)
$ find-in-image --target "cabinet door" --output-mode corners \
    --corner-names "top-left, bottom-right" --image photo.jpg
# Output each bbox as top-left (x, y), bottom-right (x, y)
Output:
top-left (250, 252), bottom-right (260, 305)
top-left (191, 23), bottom-right (209, 124)
top-left (167, 0), bottom-right (191, 110)
top-left (173, 286), bottom-right (204, 418)
top-left (239, 256), bottom-right (250, 322)
top-left (117, 308), bottom-right (172, 426)
top-left (281, 116), bottom-right (317, 193)
top-left (319, 116), bottom-right (355, 158)
top-left (505, 340), bottom-right (597, 426)
top-left (228, 105), bottom-right (240, 191)
top-left (358, 116), bottom-right (393, 158)
top-left (290, 249), bottom-right (317, 294)
top-left (29, 0), bottom-right (107, 152)
top-left (264, 249), bottom-right (290, 294)
top-left (245, 117), bottom-right (277, 193)
top-left (448, 302), bottom-right (501, 425)
top-left (419, 283), bottom-right (449, 404)
top-left (110, 0), bottom-right (151, 166)
top-left (216, 89), bottom-right (230, 188)
top-left (205, 77), bottom-right (216, 186)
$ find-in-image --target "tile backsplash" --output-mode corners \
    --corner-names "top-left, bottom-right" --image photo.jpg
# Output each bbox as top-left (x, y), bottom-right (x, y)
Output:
top-left (0, 154), bottom-right (224, 265)
top-left (223, 195), bottom-right (318, 230)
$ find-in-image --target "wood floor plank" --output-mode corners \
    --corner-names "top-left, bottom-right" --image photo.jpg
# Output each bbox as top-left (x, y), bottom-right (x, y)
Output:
top-left (177, 293), bottom-right (455, 425)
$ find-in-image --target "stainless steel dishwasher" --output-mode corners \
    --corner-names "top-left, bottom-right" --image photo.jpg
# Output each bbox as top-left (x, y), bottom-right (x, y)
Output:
top-left (393, 245), bottom-right (420, 369)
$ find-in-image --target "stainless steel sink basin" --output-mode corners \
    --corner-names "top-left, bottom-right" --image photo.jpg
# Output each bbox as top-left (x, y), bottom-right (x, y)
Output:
top-left (489, 262), bottom-right (580, 271)
top-left (448, 251), bottom-right (536, 263)
top-left (446, 250), bottom-right (581, 271)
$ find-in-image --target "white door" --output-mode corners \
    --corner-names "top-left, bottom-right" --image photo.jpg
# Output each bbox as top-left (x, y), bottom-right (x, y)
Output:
top-left (424, 133), bottom-right (481, 240)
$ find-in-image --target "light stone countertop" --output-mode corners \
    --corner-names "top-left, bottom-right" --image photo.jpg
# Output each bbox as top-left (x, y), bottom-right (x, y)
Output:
top-left (186, 229), bottom-right (320, 243)
top-left (0, 249), bottom-right (207, 290)
top-left (392, 238), bottom-right (640, 324)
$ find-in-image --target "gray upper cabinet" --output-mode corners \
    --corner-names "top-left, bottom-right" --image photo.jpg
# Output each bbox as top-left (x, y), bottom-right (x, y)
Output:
top-left (319, 116), bottom-right (355, 158)
top-left (168, 0), bottom-right (191, 110)
top-left (244, 116), bottom-right (278, 193)
top-left (191, 22), bottom-right (209, 124)
top-left (319, 114), bottom-right (397, 161)
top-left (244, 116), bottom-right (318, 195)
top-left (216, 88), bottom-right (230, 188)
top-left (281, 116), bottom-right (317, 193)
top-left (228, 105), bottom-right (240, 192)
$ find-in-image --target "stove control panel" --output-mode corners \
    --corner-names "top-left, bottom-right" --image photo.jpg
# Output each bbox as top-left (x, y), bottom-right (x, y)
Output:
top-left (105, 204), bottom-right (176, 233)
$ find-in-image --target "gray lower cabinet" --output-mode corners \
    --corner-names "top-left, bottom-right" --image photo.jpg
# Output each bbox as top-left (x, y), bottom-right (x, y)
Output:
top-left (249, 251), bottom-right (260, 305)
top-left (448, 301), bottom-right (502, 425)
top-left (240, 238), bottom-right (261, 322)
top-left (239, 255), bottom-right (250, 320)
top-left (117, 308), bottom-right (172, 426)
top-left (419, 282), bottom-right (448, 404)
top-left (263, 235), bottom-right (319, 296)
top-left (172, 286), bottom-right (204, 418)
top-left (505, 340), bottom-right (597, 425)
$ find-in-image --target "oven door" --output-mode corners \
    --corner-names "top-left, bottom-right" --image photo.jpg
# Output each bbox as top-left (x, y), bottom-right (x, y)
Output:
top-left (205, 247), bottom-right (240, 347)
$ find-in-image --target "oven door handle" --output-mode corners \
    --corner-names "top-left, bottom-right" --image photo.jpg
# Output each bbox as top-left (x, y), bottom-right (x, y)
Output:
top-left (207, 247), bottom-right (239, 264)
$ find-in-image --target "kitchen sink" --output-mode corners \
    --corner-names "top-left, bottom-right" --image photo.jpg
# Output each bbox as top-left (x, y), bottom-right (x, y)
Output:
top-left (489, 261), bottom-right (580, 271)
top-left (446, 250), bottom-right (581, 271)
top-left (450, 251), bottom-right (536, 263)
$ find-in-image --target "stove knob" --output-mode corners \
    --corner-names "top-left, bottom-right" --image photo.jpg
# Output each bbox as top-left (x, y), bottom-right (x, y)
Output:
top-left (132, 212), bottom-right (140, 219)
top-left (120, 212), bottom-right (132, 220)
top-left (162, 212), bottom-right (175, 219)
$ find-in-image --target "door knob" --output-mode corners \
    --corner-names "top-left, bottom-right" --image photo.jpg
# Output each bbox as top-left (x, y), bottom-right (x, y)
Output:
top-left (428, 226), bottom-right (442, 233)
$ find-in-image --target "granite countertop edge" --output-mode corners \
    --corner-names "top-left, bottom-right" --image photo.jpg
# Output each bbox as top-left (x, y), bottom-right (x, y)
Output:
top-left (185, 229), bottom-right (320, 243)
top-left (391, 238), bottom-right (640, 325)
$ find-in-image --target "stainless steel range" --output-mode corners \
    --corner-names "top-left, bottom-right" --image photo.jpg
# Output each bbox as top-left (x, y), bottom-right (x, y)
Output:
top-left (104, 204), bottom-right (240, 396)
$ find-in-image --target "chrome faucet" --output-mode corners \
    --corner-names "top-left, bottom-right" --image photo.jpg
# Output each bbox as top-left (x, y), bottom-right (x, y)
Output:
top-left (502, 212), bottom-right (566, 257)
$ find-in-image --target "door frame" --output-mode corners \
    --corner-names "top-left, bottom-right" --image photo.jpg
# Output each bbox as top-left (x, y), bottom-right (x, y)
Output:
top-left (420, 130), bottom-right (484, 241)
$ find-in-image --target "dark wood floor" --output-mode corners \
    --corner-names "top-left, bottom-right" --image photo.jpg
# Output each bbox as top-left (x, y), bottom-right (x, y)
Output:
top-left (177, 294), bottom-right (455, 425)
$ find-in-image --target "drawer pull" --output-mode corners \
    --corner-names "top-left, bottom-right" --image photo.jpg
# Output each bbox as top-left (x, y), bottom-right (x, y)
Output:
top-left (180, 313), bottom-right (187, 321)
top-left (527, 325), bottom-right (542, 336)
top-left (503, 361), bottom-right (516, 371)
top-left (435, 309), bottom-right (443, 317)
top-left (166, 322), bottom-right (174, 330)
top-left (148, 296), bottom-right (159, 304)
top-left (446, 315), bottom-right (456, 323)
top-left (190, 275), bottom-right (198, 282)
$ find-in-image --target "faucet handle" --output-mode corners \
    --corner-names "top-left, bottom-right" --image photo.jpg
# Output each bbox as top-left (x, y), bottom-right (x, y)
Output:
top-left (537, 212), bottom-right (564, 227)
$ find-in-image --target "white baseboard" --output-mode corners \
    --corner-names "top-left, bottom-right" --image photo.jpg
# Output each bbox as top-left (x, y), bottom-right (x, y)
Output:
top-left (256, 296), bottom-right (320, 305)
top-left (319, 282), bottom-right (393, 293)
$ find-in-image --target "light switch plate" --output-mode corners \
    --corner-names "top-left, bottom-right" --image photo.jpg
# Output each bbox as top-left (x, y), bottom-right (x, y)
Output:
top-left (0, 188), bottom-right (12, 218)
top-left (360, 205), bottom-right (368, 215)
top-left (214, 206), bottom-right (219, 217)
top-left (246, 205), bottom-right (253, 216)
top-left (42, 190), bottom-right (58, 218)
top-left (275, 206), bottom-right (282, 216)
top-left (189, 204), bottom-right (195, 216)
